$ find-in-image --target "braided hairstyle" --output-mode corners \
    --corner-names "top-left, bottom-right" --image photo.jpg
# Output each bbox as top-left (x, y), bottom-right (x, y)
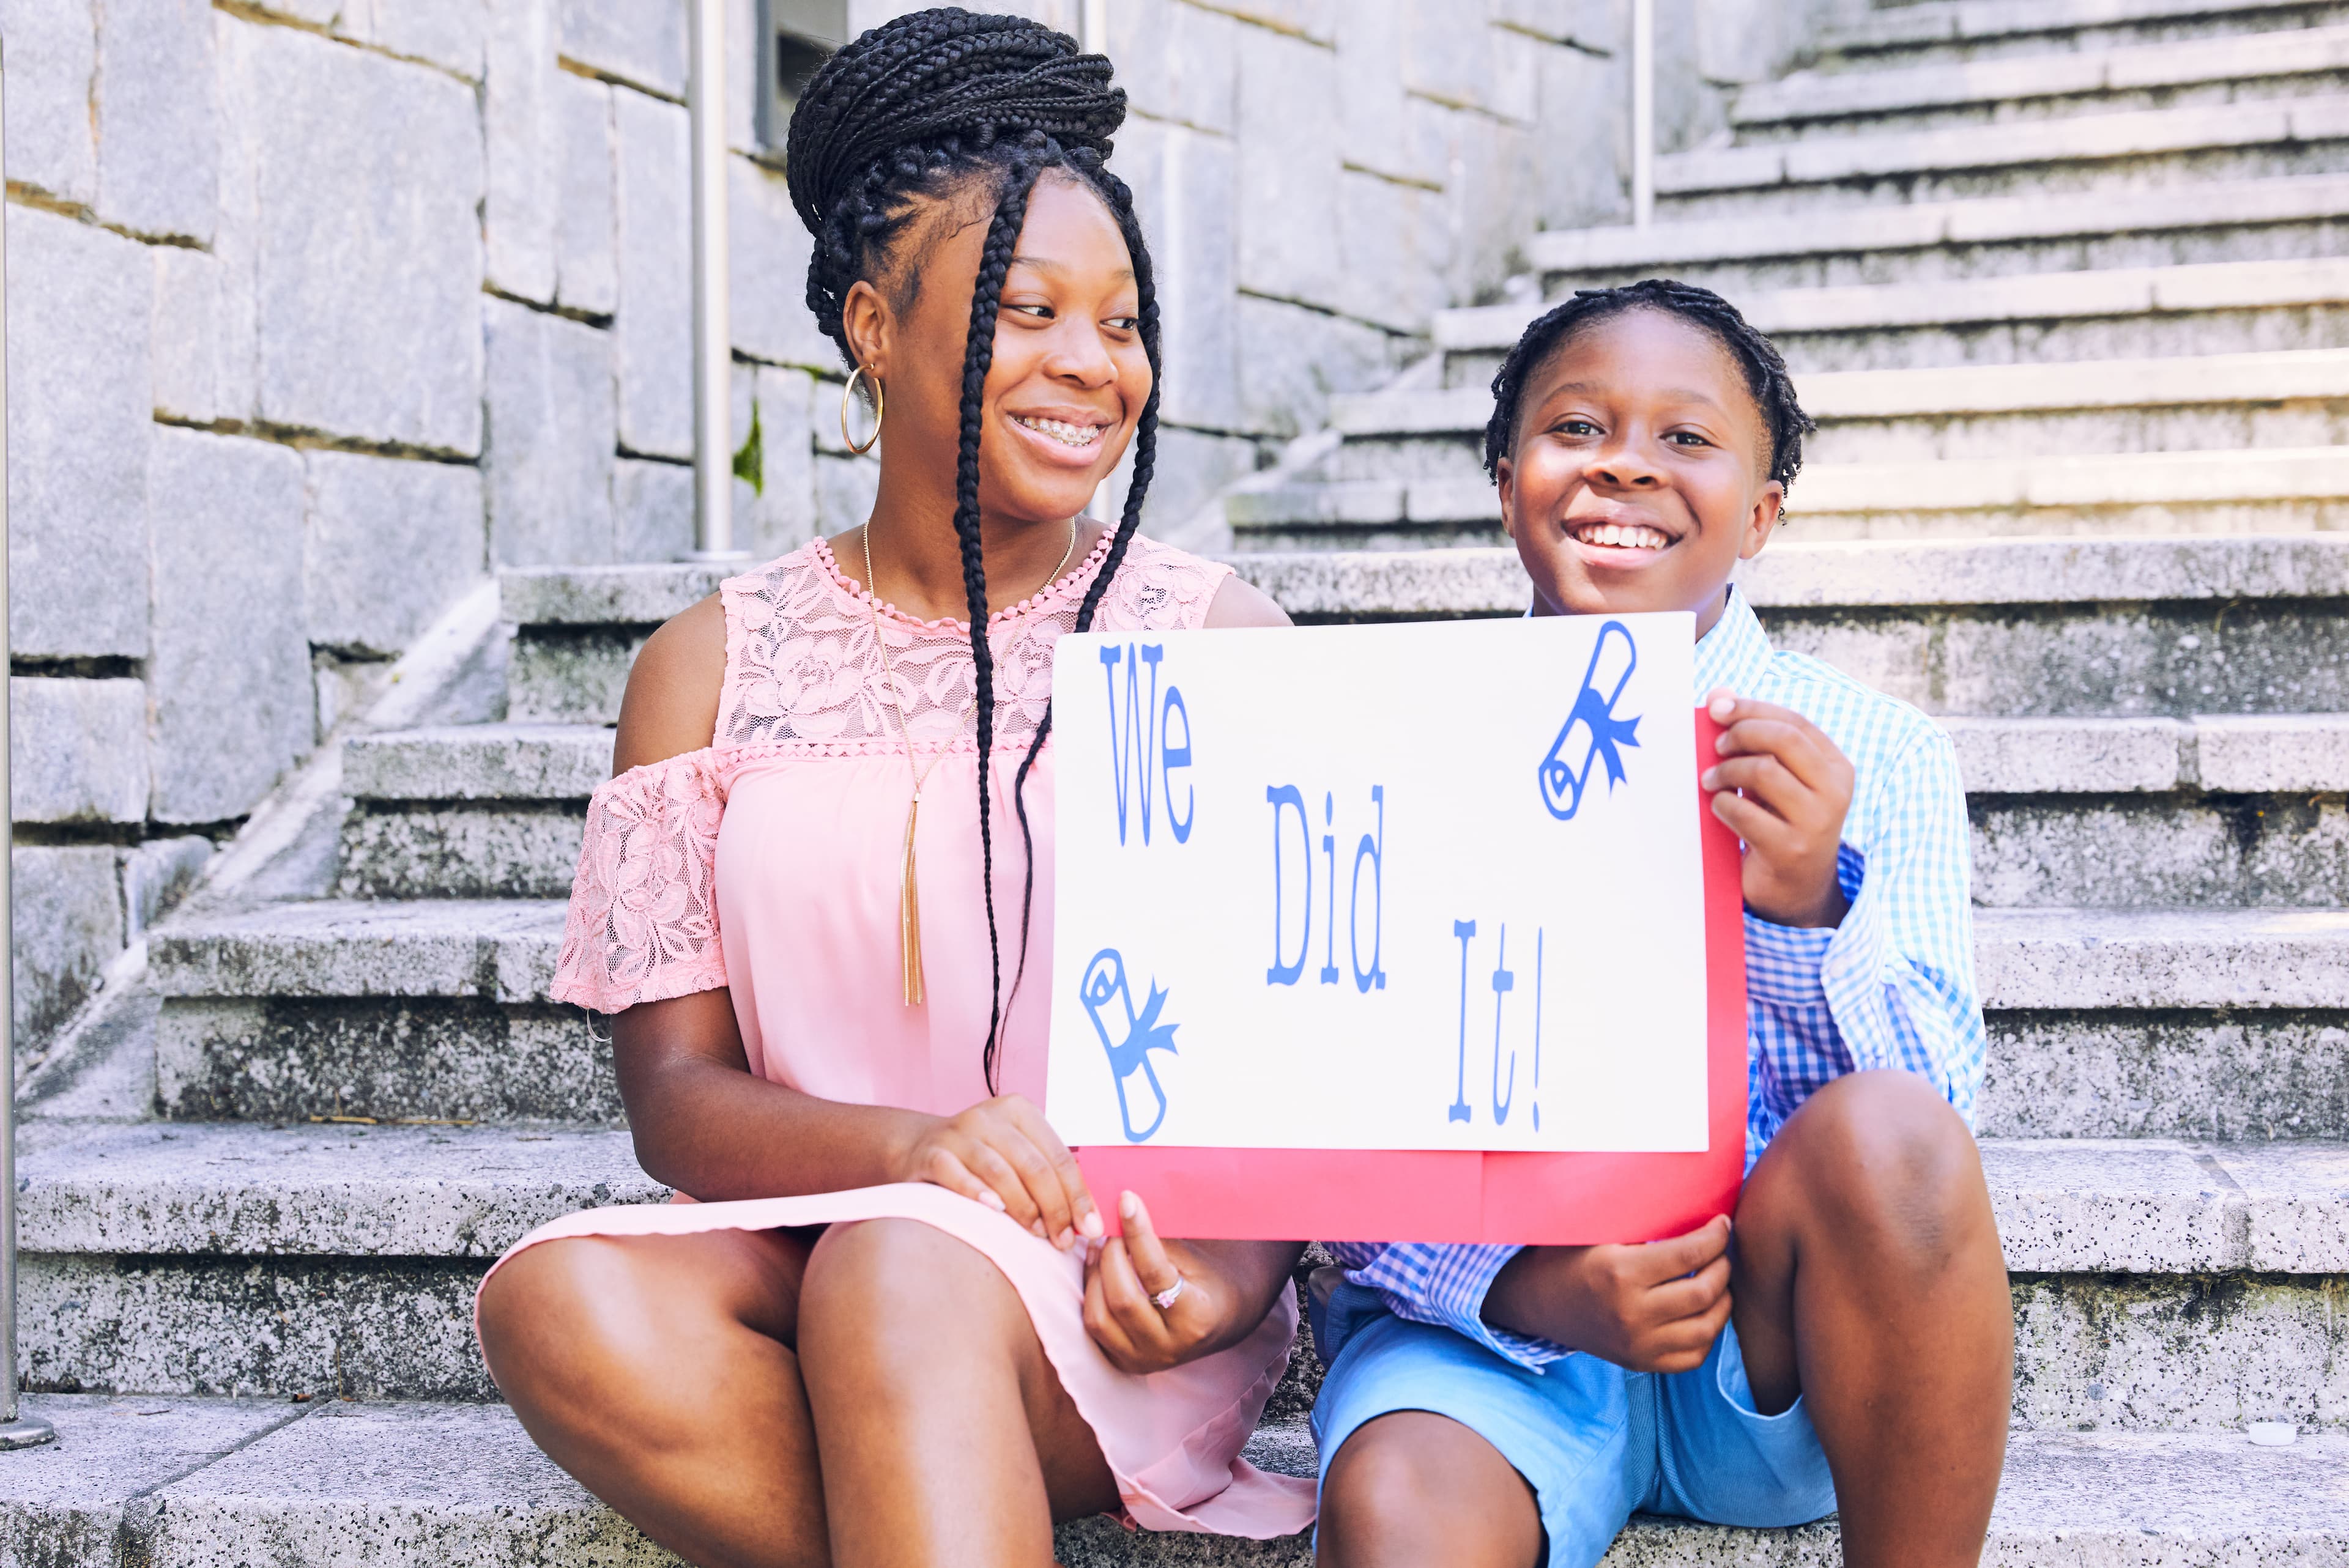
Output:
top-left (1482, 279), bottom-right (1815, 498)
top-left (787, 9), bottom-right (1161, 1090)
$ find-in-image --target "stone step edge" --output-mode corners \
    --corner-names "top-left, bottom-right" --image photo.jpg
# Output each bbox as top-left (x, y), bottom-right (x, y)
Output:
top-left (1439, 254), bottom-right (2349, 352)
top-left (1527, 170), bottom-right (2349, 275)
top-left (1735, 20), bottom-right (2349, 127)
top-left (1222, 538), bottom-right (2349, 618)
top-left (18, 1120), bottom-right (2349, 1278)
top-left (1822, 0), bottom-right (2340, 55)
top-left (502, 536), bottom-right (2349, 629)
top-left (130, 895), bottom-right (2349, 1030)
top-left (1658, 94), bottom-right (2349, 198)
top-left (31, 1396), bottom-right (2349, 1568)
top-left (1242, 448), bottom-right (2349, 523)
top-left (1335, 348), bottom-right (2349, 431)
top-left (344, 714), bottom-right (2349, 804)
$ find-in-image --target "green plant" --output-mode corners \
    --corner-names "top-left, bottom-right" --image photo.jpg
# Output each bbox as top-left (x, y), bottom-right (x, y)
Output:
top-left (733, 398), bottom-right (765, 496)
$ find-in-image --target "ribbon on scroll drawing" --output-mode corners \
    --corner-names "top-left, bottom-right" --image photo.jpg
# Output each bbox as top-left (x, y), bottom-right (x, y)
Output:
top-left (1080, 949), bottom-right (1181, 1144)
top-left (1538, 619), bottom-right (1642, 821)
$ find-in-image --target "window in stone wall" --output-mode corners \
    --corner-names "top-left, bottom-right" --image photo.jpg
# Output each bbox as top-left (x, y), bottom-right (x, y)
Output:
top-left (759, 0), bottom-right (850, 152)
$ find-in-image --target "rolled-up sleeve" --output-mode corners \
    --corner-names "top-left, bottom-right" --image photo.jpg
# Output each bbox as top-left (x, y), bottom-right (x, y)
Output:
top-left (1340, 1241), bottom-right (1573, 1372)
top-left (1745, 725), bottom-right (1983, 1132)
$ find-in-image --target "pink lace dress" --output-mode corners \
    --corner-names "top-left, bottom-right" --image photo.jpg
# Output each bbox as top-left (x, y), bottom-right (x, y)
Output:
top-left (478, 532), bottom-right (1313, 1538)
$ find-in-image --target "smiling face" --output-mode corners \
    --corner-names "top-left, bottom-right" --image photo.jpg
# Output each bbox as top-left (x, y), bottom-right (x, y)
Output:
top-left (842, 168), bottom-right (1151, 533)
top-left (1496, 308), bottom-right (1784, 635)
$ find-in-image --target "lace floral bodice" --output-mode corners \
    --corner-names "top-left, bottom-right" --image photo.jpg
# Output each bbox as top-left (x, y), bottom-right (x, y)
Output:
top-left (551, 533), bottom-right (1235, 1014)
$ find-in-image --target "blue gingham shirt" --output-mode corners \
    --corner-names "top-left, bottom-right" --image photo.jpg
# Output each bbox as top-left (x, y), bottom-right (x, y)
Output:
top-left (1322, 586), bottom-right (1983, 1371)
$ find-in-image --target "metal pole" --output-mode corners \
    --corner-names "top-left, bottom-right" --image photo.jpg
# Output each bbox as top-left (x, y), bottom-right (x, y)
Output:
top-left (1080, 0), bottom-right (1115, 524)
top-left (0, 38), bottom-right (59, 1454)
top-left (1631, 0), bottom-right (1655, 229)
top-left (686, 0), bottom-right (746, 562)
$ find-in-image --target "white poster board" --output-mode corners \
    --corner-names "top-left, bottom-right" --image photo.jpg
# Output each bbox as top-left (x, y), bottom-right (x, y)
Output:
top-left (1046, 613), bottom-right (1707, 1155)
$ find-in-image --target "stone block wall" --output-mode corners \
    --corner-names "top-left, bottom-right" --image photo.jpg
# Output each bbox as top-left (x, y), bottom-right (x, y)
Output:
top-left (865, 0), bottom-right (1853, 527)
top-left (2, 0), bottom-right (1845, 1048)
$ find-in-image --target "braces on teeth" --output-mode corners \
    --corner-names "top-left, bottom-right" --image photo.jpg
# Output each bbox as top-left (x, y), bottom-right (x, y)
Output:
top-left (1014, 415), bottom-right (1105, 447)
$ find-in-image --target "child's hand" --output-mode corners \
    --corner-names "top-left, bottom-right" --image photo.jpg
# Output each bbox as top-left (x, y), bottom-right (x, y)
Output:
top-left (1483, 1217), bottom-right (1734, 1374)
top-left (1702, 689), bottom-right (1855, 928)
top-left (1083, 1192), bottom-right (1237, 1374)
top-left (897, 1094), bottom-right (1104, 1251)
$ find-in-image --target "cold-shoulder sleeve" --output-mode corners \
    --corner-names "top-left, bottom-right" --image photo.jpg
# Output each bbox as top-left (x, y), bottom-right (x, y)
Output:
top-left (549, 749), bottom-right (729, 1014)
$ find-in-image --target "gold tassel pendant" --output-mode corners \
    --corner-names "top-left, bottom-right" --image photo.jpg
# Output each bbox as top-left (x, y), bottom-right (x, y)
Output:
top-left (899, 793), bottom-right (924, 1007)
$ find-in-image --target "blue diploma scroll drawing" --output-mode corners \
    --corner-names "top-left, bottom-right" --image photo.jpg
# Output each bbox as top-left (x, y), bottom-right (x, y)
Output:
top-left (1080, 949), bottom-right (1181, 1144)
top-left (1538, 619), bottom-right (1642, 821)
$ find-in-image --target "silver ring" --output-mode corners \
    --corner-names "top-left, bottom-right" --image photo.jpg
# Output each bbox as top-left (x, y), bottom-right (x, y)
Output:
top-left (1151, 1274), bottom-right (1187, 1312)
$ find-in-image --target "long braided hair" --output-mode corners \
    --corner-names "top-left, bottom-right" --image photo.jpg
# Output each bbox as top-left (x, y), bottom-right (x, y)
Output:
top-left (787, 9), bottom-right (1162, 1090)
top-left (1483, 279), bottom-right (1815, 495)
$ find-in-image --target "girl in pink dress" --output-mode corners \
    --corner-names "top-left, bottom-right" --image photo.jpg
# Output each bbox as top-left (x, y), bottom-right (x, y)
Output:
top-left (473, 10), bottom-right (1315, 1565)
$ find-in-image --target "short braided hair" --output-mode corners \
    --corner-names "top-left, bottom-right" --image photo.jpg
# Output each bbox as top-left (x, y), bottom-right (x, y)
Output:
top-left (1482, 279), bottom-right (1814, 496)
top-left (786, 9), bottom-right (1159, 1090)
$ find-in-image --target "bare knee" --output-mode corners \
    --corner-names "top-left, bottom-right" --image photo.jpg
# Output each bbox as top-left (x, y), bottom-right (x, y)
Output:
top-left (1755, 1070), bottom-right (1994, 1270)
top-left (477, 1237), bottom-right (636, 1394)
top-left (800, 1219), bottom-right (1023, 1368)
top-left (480, 1234), bottom-right (774, 1424)
top-left (1320, 1413), bottom-right (1538, 1568)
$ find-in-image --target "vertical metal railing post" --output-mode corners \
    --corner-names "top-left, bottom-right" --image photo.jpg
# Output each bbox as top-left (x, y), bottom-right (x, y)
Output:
top-left (1631, 0), bottom-right (1655, 229)
top-left (686, 0), bottom-right (747, 562)
top-left (0, 39), bottom-right (59, 1453)
top-left (1079, 0), bottom-right (1116, 524)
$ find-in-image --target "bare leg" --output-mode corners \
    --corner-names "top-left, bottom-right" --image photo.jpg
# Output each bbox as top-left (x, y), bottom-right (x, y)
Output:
top-left (796, 1219), bottom-right (1121, 1568)
top-left (1729, 1070), bottom-right (2011, 1568)
top-left (1316, 1411), bottom-right (1542, 1568)
top-left (477, 1228), bottom-right (826, 1568)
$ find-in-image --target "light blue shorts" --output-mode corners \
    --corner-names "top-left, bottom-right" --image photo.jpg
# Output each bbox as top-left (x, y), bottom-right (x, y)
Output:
top-left (1309, 1284), bottom-right (1835, 1568)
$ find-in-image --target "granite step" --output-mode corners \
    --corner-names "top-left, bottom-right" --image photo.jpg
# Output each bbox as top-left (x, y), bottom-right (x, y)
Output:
top-left (507, 539), bottom-right (2349, 724)
top-left (333, 715), bottom-right (2349, 909)
top-left (1219, 538), bottom-right (2349, 719)
top-left (1738, 21), bottom-right (2349, 139)
top-left (147, 900), bottom-right (603, 1126)
top-left (15, 1120), bottom-right (2349, 1430)
top-left (502, 564), bottom-right (729, 728)
top-left (352, 717), bottom-right (2349, 811)
top-left (1436, 256), bottom-right (2349, 379)
top-left (24, 1393), bottom-right (2349, 1568)
top-left (1240, 445), bottom-right (2349, 545)
top-left (1822, 0), bottom-right (2349, 64)
top-left (1327, 349), bottom-right (2349, 469)
top-left (16, 1122), bottom-right (645, 1403)
top-left (1527, 172), bottom-right (2349, 291)
top-left (338, 725), bottom-right (607, 900)
top-left (1657, 96), bottom-right (2349, 223)
top-left (135, 899), bottom-right (2349, 1137)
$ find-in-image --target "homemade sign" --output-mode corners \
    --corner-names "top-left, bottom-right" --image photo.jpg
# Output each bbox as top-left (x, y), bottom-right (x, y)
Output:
top-left (1047, 613), bottom-right (1748, 1245)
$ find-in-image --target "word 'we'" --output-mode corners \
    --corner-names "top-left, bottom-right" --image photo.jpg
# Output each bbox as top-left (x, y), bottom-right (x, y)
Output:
top-left (1100, 643), bottom-right (1193, 846)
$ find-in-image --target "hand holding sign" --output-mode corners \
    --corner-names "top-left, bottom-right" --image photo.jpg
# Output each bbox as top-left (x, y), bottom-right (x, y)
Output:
top-left (1083, 1190), bottom-right (1238, 1374)
top-left (1484, 1215), bottom-right (1734, 1375)
top-left (1701, 689), bottom-right (1857, 930)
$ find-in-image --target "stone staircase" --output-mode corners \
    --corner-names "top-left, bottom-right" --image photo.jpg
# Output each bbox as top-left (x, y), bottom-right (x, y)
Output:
top-left (16, 0), bottom-right (2349, 1561)
top-left (1237, 0), bottom-right (2349, 552)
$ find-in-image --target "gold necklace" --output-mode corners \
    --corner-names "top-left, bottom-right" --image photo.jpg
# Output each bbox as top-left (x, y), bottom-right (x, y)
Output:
top-left (863, 517), bottom-right (1081, 1005)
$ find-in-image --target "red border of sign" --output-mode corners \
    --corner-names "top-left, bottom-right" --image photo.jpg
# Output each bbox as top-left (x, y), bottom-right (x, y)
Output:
top-left (1074, 711), bottom-right (1748, 1245)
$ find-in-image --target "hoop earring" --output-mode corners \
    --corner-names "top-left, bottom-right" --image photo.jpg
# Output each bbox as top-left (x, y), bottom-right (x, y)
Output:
top-left (842, 365), bottom-right (883, 456)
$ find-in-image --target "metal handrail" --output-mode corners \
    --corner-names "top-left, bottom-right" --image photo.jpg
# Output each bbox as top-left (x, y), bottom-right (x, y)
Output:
top-left (687, 0), bottom-right (748, 563)
top-left (1632, 0), bottom-right (1655, 228)
top-left (0, 39), bottom-right (59, 1453)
